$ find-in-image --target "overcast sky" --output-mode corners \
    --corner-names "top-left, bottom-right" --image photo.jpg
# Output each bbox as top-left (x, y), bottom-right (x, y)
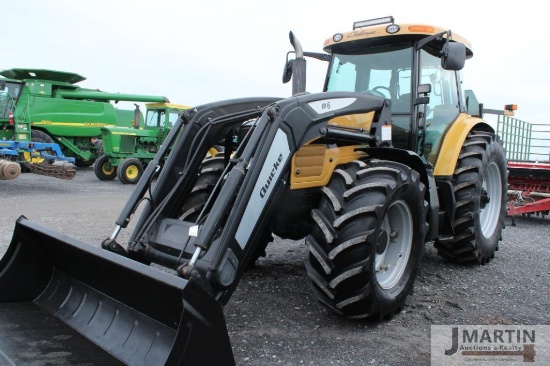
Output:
top-left (3, 0), bottom-right (548, 127)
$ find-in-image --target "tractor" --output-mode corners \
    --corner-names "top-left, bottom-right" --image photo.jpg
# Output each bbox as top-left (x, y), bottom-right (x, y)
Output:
top-left (0, 16), bottom-right (507, 365)
top-left (94, 102), bottom-right (191, 184)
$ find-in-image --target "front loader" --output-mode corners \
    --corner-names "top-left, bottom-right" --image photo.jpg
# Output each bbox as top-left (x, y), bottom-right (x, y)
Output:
top-left (0, 17), bottom-right (507, 365)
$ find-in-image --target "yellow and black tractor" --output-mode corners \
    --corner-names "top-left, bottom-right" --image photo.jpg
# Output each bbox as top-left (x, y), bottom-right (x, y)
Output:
top-left (0, 16), bottom-right (506, 365)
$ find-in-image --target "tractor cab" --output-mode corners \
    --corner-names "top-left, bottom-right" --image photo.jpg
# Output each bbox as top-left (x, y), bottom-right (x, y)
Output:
top-left (322, 16), bottom-right (470, 164)
top-left (0, 79), bottom-right (23, 122)
top-left (144, 102), bottom-right (190, 143)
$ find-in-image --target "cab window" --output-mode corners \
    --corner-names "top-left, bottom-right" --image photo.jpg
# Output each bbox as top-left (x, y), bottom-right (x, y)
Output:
top-left (168, 110), bottom-right (180, 127)
top-left (419, 49), bottom-right (460, 162)
top-left (325, 45), bottom-right (414, 149)
top-left (146, 109), bottom-right (166, 127)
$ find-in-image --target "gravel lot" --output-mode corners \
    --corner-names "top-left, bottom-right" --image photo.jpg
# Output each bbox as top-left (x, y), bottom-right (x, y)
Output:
top-left (1, 168), bottom-right (549, 365)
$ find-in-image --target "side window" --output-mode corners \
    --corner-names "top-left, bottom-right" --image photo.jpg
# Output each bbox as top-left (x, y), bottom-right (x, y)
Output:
top-left (420, 50), bottom-right (460, 162)
top-left (168, 111), bottom-right (180, 127)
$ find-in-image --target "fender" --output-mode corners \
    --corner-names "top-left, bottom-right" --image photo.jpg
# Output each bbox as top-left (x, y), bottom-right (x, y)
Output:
top-left (434, 114), bottom-right (495, 177)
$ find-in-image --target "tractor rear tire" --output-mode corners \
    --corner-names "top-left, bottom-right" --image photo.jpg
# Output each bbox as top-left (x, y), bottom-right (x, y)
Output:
top-left (117, 158), bottom-right (144, 184)
top-left (94, 155), bottom-right (117, 181)
top-left (434, 131), bottom-right (507, 264)
top-left (306, 159), bottom-right (427, 320)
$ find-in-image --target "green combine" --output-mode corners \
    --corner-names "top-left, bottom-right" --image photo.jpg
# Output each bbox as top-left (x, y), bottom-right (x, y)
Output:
top-left (0, 68), bottom-right (168, 174)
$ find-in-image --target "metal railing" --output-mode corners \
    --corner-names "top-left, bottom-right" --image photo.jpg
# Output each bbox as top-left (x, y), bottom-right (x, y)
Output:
top-left (496, 115), bottom-right (550, 162)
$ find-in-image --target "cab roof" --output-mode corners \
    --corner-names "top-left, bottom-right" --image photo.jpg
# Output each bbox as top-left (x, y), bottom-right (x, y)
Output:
top-left (146, 102), bottom-right (192, 110)
top-left (323, 17), bottom-right (473, 58)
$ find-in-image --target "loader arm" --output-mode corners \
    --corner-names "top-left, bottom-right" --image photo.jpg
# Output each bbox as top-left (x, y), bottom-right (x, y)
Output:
top-left (123, 98), bottom-right (283, 252)
top-left (121, 91), bottom-right (391, 304)
top-left (103, 97), bottom-right (283, 254)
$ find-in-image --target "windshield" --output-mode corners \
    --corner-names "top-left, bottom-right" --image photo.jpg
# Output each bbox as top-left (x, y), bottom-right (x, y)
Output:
top-left (0, 81), bottom-right (22, 119)
top-left (326, 44), bottom-right (413, 113)
top-left (325, 44), bottom-right (413, 149)
top-left (146, 109), bottom-right (165, 127)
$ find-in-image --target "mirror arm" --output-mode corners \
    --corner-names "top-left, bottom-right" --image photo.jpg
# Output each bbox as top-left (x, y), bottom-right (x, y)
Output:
top-left (415, 30), bottom-right (449, 50)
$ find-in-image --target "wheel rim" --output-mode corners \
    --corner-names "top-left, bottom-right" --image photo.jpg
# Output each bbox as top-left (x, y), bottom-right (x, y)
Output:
top-left (102, 163), bottom-right (115, 175)
top-left (22, 151), bottom-right (46, 165)
top-left (375, 200), bottom-right (413, 290)
top-left (125, 165), bottom-right (139, 180)
top-left (479, 162), bottom-right (502, 238)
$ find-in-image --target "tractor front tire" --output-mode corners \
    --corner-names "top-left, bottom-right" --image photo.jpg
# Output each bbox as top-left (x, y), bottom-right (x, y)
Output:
top-left (179, 156), bottom-right (225, 222)
top-left (179, 155), bottom-right (273, 266)
top-left (94, 155), bottom-right (117, 181)
top-left (306, 159), bottom-right (427, 320)
top-left (434, 131), bottom-right (507, 264)
top-left (117, 158), bottom-right (144, 184)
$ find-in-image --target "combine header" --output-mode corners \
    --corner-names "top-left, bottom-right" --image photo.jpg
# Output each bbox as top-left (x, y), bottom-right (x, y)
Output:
top-left (497, 110), bottom-right (550, 224)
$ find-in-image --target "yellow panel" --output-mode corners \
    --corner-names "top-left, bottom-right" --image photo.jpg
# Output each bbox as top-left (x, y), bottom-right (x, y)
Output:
top-left (145, 102), bottom-right (191, 110)
top-left (291, 145), bottom-right (366, 189)
top-left (433, 114), bottom-right (492, 176)
top-left (294, 144), bottom-right (326, 177)
top-left (328, 112), bottom-right (374, 129)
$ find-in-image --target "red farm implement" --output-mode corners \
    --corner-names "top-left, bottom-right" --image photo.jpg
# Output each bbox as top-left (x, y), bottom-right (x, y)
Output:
top-left (496, 113), bottom-right (550, 225)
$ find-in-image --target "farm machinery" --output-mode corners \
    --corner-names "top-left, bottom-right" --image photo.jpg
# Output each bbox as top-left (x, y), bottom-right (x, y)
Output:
top-left (496, 112), bottom-right (550, 224)
top-left (94, 102), bottom-right (191, 184)
top-left (0, 68), bottom-right (169, 178)
top-left (1, 75), bottom-right (75, 180)
top-left (0, 17), bottom-right (507, 365)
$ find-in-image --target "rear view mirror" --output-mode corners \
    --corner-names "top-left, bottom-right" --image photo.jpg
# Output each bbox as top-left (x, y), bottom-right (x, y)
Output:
top-left (282, 59), bottom-right (293, 84)
top-left (441, 42), bottom-right (466, 71)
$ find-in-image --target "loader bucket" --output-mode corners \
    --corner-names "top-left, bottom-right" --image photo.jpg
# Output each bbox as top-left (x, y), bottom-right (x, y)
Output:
top-left (0, 216), bottom-right (235, 365)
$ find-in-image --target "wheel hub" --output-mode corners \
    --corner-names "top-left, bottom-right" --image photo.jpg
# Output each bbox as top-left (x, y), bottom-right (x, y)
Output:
top-left (480, 189), bottom-right (490, 209)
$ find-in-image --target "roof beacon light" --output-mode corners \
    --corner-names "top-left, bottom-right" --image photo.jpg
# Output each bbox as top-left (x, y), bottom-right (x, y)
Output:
top-left (505, 104), bottom-right (518, 111)
top-left (353, 16), bottom-right (394, 30)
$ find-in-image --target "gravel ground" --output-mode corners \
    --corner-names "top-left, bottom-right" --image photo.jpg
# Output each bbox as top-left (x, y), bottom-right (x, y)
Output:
top-left (1, 168), bottom-right (549, 365)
